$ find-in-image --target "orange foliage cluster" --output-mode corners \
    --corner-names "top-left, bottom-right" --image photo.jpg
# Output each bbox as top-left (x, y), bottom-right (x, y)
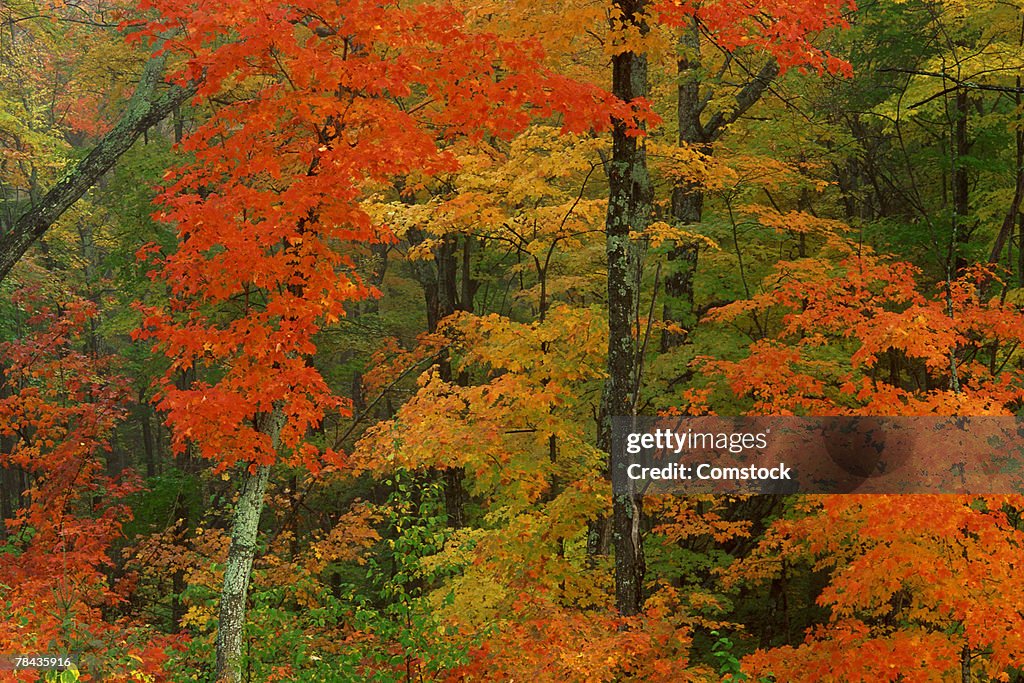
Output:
top-left (0, 290), bottom-right (181, 681)
top-left (696, 238), bottom-right (1024, 415)
top-left (734, 495), bottom-right (1024, 681)
top-left (654, 0), bottom-right (855, 75)
top-left (453, 591), bottom-right (707, 682)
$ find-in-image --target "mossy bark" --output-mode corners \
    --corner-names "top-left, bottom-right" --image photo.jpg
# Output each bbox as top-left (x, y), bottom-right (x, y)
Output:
top-left (214, 408), bottom-right (282, 682)
top-left (0, 52), bottom-right (197, 283)
top-left (601, 0), bottom-right (653, 617)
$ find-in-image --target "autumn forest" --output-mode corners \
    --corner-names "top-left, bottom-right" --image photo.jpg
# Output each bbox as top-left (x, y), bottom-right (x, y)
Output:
top-left (4, 0), bottom-right (1024, 680)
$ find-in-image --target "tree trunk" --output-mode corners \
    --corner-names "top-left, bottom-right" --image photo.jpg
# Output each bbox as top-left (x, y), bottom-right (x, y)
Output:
top-left (0, 362), bottom-right (13, 538)
top-left (404, 227), bottom-right (468, 527)
top-left (170, 494), bottom-right (189, 630)
top-left (952, 88), bottom-right (972, 251)
top-left (661, 19), bottom-right (705, 351)
top-left (989, 69), bottom-right (1024, 266)
top-left (139, 387), bottom-right (157, 478)
top-left (1018, 213), bottom-right (1024, 288)
top-left (0, 52), bottom-right (197, 283)
top-left (660, 22), bottom-right (780, 351)
top-left (601, 0), bottom-right (653, 617)
top-left (214, 408), bottom-right (283, 683)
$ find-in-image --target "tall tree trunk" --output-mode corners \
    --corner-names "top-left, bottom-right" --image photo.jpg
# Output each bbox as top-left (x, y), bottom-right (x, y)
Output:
top-left (0, 362), bottom-right (13, 538)
top-left (433, 235), bottom-right (467, 525)
top-left (214, 407), bottom-right (283, 683)
top-left (989, 58), bottom-right (1024, 266)
top-left (950, 87), bottom-right (972, 266)
top-left (404, 227), bottom-right (467, 527)
top-left (660, 23), bottom-right (780, 351)
top-left (1018, 213), bottom-right (1024, 288)
top-left (138, 387), bottom-right (157, 478)
top-left (662, 19), bottom-right (705, 350)
top-left (601, 0), bottom-right (653, 617)
top-left (170, 493), bottom-right (189, 630)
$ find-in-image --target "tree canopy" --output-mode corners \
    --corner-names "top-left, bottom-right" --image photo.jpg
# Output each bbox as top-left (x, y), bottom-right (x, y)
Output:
top-left (3, 0), bottom-right (1024, 680)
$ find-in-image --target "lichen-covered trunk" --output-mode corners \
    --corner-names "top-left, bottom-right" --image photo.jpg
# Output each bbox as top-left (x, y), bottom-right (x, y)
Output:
top-left (0, 51), bottom-right (196, 284)
top-left (214, 409), bottom-right (282, 682)
top-left (600, 0), bottom-right (652, 617)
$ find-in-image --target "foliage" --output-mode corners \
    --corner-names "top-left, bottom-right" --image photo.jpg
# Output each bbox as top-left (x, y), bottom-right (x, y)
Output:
top-left (0, 289), bottom-right (179, 681)
top-left (8, 0), bottom-right (1024, 681)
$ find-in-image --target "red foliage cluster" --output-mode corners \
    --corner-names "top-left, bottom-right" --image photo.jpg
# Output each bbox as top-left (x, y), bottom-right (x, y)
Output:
top-left (0, 290), bottom-right (181, 681)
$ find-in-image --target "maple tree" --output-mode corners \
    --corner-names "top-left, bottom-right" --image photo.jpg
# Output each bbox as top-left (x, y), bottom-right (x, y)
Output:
top-left (0, 286), bottom-right (178, 681)
top-left (129, 0), bottom-right (646, 678)
top-left (685, 236), bottom-right (1024, 415)
top-left (731, 494), bottom-right (1024, 682)
top-left (355, 306), bottom-right (719, 680)
top-left (665, 225), bottom-right (1024, 678)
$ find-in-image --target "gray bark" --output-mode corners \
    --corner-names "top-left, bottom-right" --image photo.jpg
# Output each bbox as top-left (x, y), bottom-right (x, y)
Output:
top-left (661, 28), bottom-right (780, 350)
top-left (214, 408), bottom-right (283, 683)
top-left (601, 0), bottom-right (653, 617)
top-left (0, 52), bottom-right (198, 283)
top-left (662, 20), bottom-right (706, 350)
